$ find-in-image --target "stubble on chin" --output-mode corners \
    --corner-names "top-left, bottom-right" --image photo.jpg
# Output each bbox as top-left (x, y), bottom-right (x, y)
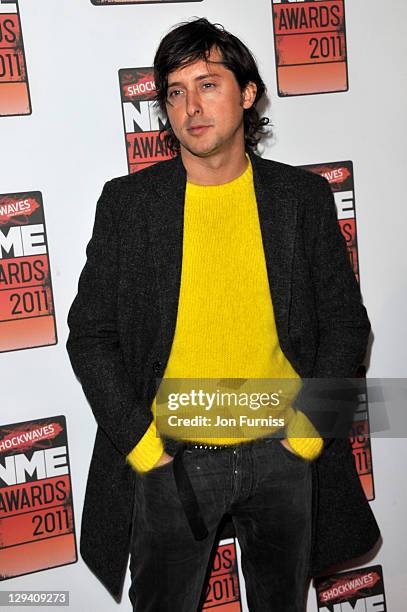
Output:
top-left (178, 134), bottom-right (222, 159)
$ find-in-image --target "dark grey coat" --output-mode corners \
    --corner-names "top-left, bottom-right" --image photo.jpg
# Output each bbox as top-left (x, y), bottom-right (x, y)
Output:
top-left (66, 148), bottom-right (380, 601)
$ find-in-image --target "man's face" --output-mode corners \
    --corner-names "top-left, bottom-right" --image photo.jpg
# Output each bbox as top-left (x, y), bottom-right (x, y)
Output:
top-left (164, 47), bottom-right (257, 158)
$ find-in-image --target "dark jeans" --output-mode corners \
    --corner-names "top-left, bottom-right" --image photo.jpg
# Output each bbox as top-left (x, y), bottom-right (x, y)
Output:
top-left (129, 437), bottom-right (313, 612)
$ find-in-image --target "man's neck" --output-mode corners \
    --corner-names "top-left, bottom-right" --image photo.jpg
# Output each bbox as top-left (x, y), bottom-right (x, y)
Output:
top-left (181, 146), bottom-right (249, 186)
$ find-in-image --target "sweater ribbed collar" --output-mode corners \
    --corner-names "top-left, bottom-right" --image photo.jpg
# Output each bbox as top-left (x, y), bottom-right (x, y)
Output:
top-left (186, 154), bottom-right (253, 198)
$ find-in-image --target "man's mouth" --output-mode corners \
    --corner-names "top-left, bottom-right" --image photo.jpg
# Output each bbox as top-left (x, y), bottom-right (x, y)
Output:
top-left (186, 125), bottom-right (212, 135)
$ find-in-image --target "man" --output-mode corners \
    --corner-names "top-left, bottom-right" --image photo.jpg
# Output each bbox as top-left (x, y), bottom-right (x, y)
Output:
top-left (67, 18), bottom-right (380, 612)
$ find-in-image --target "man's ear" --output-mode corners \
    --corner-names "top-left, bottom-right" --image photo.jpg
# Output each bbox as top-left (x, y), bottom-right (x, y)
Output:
top-left (241, 81), bottom-right (257, 109)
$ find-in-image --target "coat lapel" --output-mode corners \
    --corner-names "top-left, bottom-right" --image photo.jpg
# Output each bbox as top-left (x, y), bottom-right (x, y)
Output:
top-left (145, 149), bottom-right (298, 363)
top-left (248, 149), bottom-right (298, 343)
top-left (145, 155), bottom-right (186, 360)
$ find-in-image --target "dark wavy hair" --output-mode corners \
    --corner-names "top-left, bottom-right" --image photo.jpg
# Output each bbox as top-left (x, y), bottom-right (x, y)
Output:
top-left (153, 18), bottom-right (270, 153)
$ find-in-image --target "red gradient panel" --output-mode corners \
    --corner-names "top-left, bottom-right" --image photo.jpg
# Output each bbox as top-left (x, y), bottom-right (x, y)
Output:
top-left (277, 62), bottom-right (347, 96)
top-left (0, 417), bottom-right (77, 580)
top-left (0, 7), bottom-right (31, 116)
top-left (0, 82), bottom-right (30, 115)
top-left (0, 534), bottom-right (76, 578)
top-left (272, 0), bottom-right (348, 96)
top-left (0, 317), bottom-right (56, 352)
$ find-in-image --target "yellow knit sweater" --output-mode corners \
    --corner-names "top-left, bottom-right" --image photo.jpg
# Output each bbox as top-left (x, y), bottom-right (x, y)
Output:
top-left (126, 156), bottom-right (323, 472)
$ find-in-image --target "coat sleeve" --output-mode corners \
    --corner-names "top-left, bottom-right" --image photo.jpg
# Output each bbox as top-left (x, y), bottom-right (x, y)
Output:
top-left (293, 175), bottom-right (371, 443)
top-left (66, 180), bottom-right (153, 456)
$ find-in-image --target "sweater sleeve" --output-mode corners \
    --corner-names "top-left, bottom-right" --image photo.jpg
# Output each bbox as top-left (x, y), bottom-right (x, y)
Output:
top-left (285, 410), bottom-right (324, 460)
top-left (126, 420), bottom-right (164, 473)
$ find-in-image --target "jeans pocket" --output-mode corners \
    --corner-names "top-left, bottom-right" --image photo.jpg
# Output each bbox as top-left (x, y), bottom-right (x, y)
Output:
top-left (146, 458), bottom-right (175, 476)
top-left (277, 440), bottom-right (307, 463)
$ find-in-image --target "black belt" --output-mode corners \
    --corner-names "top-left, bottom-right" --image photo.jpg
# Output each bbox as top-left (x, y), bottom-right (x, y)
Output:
top-left (172, 443), bottom-right (209, 541)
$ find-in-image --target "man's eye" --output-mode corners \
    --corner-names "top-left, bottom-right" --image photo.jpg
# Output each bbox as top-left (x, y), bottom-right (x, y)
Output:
top-left (168, 90), bottom-right (182, 97)
top-left (202, 82), bottom-right (215, 89)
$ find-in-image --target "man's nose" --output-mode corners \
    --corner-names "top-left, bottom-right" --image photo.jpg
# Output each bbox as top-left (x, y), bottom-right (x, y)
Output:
top-left (185, 90), bottom-right (202, 117)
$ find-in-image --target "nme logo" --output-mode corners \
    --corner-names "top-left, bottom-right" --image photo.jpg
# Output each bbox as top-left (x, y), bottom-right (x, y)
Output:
top-left (0, 416), bottom-right (77, 581)
top-left (0, 191), bottom-right (57, 352)
top-left (0, 446), bottom-right (68, 485)
top-left (119, 67), bottom-right (175, 174)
